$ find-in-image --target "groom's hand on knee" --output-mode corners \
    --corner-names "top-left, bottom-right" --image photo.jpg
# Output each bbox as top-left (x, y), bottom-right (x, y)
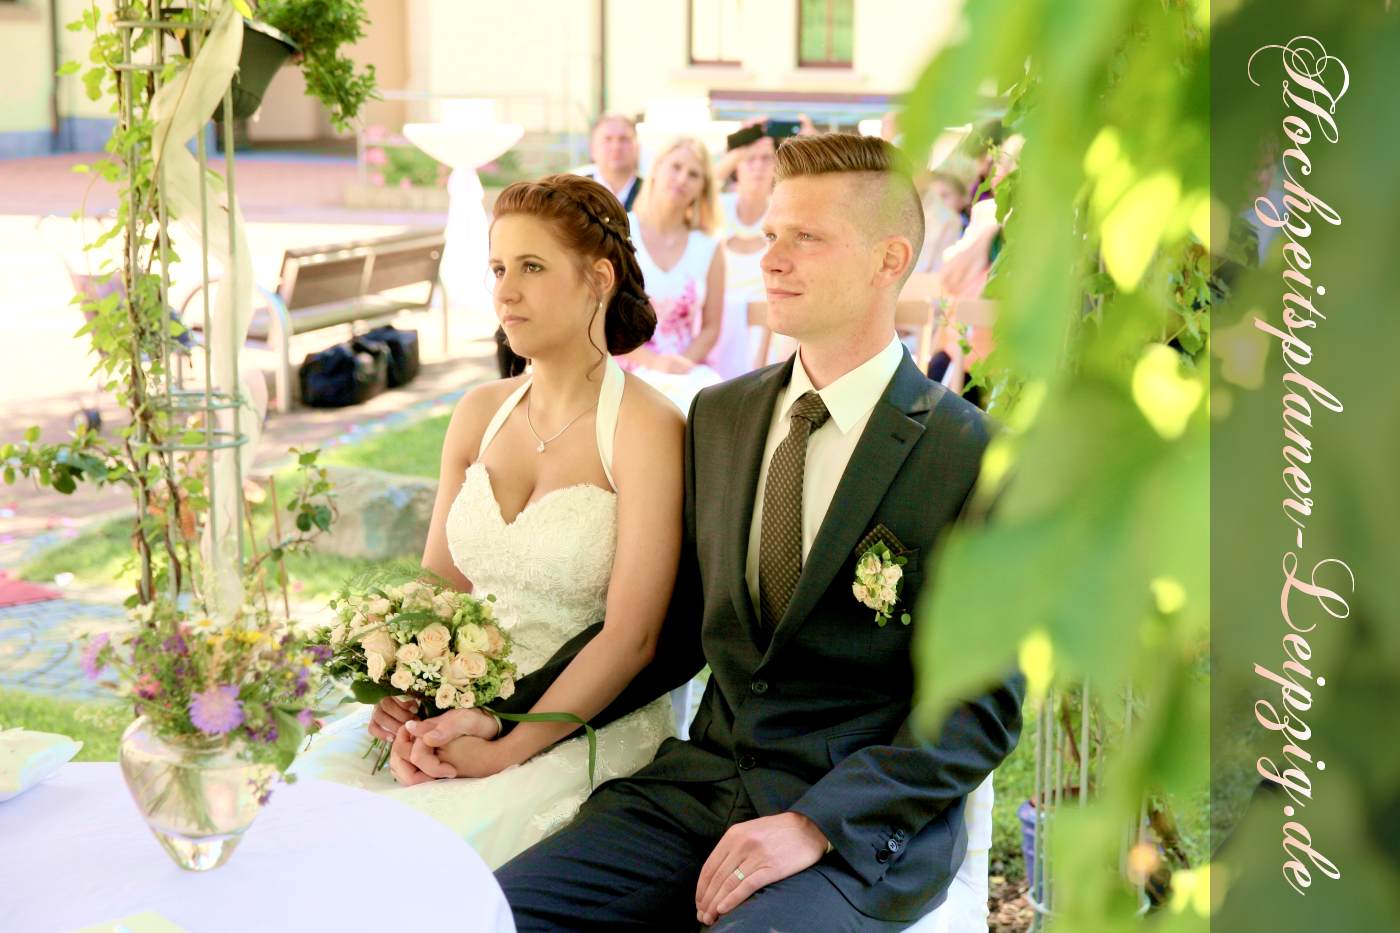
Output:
top-left (695, 812), bottom-right (830, 926)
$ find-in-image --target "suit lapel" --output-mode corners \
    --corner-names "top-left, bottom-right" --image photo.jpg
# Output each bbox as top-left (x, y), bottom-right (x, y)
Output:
top-left (721, 359), bottom-right (793, 643)
top-left (762, 353), bottom-right (944, 663)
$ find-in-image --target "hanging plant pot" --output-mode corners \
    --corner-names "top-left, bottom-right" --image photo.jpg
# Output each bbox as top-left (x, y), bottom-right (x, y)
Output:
top-left (174, 15), bottom-right (299, 121)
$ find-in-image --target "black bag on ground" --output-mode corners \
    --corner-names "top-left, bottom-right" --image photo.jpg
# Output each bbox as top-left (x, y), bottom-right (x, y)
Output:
top-left (361, 325), bottom-right (420, 387)
top-left (298, 340), bottom-right (388, 408)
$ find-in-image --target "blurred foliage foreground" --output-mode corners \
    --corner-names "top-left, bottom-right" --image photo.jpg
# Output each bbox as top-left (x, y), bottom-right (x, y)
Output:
top-left (902, 1), bottom-right (1210, 929)
top-left (902, 0), bottom-right (1399, 929)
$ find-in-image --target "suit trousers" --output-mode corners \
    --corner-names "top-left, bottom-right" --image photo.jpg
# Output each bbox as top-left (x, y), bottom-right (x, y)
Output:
top-left (497, 775), bottom-right (911, 932)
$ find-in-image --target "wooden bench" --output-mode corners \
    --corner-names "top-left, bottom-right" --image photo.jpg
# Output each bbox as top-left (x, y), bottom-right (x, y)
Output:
top-left (182, 228), bottom-right (448, 412)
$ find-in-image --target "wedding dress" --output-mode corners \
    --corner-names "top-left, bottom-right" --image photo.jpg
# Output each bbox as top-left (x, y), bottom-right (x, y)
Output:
top-left (293, 356), bottom-right (675, 869)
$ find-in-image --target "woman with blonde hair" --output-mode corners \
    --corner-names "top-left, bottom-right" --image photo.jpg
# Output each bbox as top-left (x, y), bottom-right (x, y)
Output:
top-left (622, 136), bottom-right (726, 411)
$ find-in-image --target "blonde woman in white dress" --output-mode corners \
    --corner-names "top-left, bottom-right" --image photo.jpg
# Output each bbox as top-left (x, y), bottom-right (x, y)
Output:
top-left (619, 136), bottom-right (726, 412)
top-left (294, 174), bottom-right (682, 869)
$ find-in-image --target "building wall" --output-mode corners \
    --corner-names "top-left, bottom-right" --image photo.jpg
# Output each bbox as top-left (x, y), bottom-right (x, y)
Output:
top-left (406, 0), bottom-right (598, 133)
top-left (601, 0), bottom-right (963, 122)
top-left (1, 0), bottom-right (115, 157)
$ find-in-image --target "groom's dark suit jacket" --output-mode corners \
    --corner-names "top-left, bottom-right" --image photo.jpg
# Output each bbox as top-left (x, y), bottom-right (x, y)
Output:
top-left (497, 350), bottom-right (1024, 923)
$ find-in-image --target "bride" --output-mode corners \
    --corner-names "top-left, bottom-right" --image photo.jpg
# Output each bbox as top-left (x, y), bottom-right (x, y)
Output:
top-left (295, 174), bottom-right (684, 869)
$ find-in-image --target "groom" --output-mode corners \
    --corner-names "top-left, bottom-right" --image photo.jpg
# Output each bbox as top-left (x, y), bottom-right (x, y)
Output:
top-left (454, 133), bottom-right (1020, 929)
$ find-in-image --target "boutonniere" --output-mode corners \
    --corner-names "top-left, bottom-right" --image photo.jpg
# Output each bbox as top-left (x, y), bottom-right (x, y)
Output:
top-left (852, 541), bottom-right (911, 627)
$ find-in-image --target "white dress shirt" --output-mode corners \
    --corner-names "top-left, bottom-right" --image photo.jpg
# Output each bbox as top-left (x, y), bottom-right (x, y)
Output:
top-left (745, 335), bottom-right (905, 611)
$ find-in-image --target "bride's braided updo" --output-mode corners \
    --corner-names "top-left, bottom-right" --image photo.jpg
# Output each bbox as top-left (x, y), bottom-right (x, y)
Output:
top-left (491, 174), bottom-right (656, 355)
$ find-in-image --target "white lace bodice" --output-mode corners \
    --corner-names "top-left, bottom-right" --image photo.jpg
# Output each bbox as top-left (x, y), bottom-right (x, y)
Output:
top-left (444, 358), bottom-right (624, 675)
top-left (446, 464), bottom-right (617, 674)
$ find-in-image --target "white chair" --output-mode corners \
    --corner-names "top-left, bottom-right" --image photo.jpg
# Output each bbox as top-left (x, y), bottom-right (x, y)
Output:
top-left (668, 677), bottom-right (705, 735)
top-left (903, 773), bottom-right (996, 932)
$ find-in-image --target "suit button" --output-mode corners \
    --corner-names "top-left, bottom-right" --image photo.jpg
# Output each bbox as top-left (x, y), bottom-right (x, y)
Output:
top-left (738, 754), bottom-right (756, 771)
top-left (887, 839), bottom-right (901, 852)
top-left (876, 849), bottom-right (892, 864)
top-left (750, 679), bottom-right (768, 695)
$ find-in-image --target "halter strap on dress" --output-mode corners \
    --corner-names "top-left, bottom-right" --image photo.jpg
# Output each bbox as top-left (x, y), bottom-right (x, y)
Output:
top-left (476, 355), bottom-right (625, 491)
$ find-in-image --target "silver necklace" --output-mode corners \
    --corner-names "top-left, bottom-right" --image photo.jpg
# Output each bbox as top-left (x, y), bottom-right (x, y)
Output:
top-left (525, 388), bottom-right (597, 453)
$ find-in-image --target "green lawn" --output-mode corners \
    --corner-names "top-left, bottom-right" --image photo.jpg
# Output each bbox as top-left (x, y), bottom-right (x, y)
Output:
top-left (321, 413), bottom-right (449, 479)
top-left (19, 513), bottom-right (390, 600)
top-left (19, 413), bottom-right (452, 594)
top-left (0, 688), bottom-right (127, 762)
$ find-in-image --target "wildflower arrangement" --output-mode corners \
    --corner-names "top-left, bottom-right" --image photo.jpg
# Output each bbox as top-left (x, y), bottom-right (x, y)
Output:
top-left (82, 597), bottom-right (331, 775)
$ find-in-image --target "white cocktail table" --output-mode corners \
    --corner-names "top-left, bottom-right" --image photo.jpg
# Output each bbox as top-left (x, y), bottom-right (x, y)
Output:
top-left (0, 762), bottom-right (516, 933)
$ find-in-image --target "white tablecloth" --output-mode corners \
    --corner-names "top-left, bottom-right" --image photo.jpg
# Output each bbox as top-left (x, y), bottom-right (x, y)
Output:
top-left (0, 763), bottom-right (516, 933)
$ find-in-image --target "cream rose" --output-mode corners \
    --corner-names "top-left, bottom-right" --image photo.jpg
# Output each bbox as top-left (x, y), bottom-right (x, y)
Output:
top-left (483, 625), bottom-right (505, 657)
top-left (881, 565), bottom-right (903, 586)
top-left (432, 592), bottom-right (457, 620)
top-left (440, 653), bottom-right (475, 687)
top-left (390, 665), bottom-right (414, 691)
top-left (328, 623), bottom-right (347, 648)
top-left (498, 674), bottom-right (516, 700)
top-left (458, 650), bottom-right (488, 680)
top-left (455, 623), bottom-right (489, 655)
top-left (395, 642), bottom-right (423, 664)
top-left (360, 628), bottom-right (397, 661)
top-left (435, 683), bottom-right (459, 709)
top-left (365, 596), bottom-right (392, 621)
top-left (366, 650), bottom-right (387, 682)
top-left (879, 585), bottom-right (897, 606)
top-left (417, 623), bottom-right (452, 659)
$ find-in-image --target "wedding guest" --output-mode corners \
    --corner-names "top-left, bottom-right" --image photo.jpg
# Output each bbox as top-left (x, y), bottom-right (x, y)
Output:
top-left (581, 112), bottom-right (644, 211)
top-left (621, 136), bottom-right (726, 412)
top-left (709, 132), bottom-right (777, 377)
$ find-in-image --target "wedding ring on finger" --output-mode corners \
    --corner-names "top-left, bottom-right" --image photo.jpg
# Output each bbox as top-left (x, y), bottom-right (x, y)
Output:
top-left (733, 867), bottom-right (745, 882)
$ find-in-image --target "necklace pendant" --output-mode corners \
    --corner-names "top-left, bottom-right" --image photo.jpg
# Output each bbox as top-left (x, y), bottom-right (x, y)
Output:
top-left (537, 441), bottom-right (547, 453)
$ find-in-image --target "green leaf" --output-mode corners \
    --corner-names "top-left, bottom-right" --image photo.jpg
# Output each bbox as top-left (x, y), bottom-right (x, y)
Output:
top-left (24, 426), bottom-right (40, 444)
top-left (349, 678), bottom-right (394, 705)
top-left (57, 61), bottom-right (82, 77)
top-left (272, 708), bottom-right (306, 762)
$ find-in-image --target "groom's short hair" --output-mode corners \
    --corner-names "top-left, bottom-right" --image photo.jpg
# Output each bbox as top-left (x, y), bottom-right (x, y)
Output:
top-left (774, 133), bottom-right (925, 271)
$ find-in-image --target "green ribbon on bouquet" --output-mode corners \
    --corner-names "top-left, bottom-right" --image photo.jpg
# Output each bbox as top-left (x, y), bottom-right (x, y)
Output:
top-left (488, 709), bottom-right (598, 789)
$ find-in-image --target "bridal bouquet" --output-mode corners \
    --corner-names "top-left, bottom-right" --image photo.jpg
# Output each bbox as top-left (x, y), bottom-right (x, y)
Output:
top-left (315, 576), bottom-right (595, 778)
top-left (316, 579), bottom-right (514, 769)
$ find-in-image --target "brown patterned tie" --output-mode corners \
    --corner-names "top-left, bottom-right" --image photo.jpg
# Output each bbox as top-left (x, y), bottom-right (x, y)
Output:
top-left (758, 391), bottom-right (831, 630)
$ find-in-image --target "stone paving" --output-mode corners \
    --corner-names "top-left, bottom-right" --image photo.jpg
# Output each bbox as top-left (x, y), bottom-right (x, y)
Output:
top-left (0, 594), bottom-right (128, 701)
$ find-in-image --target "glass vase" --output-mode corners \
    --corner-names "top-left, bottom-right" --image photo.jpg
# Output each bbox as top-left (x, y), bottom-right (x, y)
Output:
top-left (118, 716), bottom-right (277, 871)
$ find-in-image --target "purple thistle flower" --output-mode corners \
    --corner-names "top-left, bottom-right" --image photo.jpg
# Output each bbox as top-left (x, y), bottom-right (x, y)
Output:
top-left (296, 708), bottom-right (315, 728)
top-left (162, 633), bottom-right (188, 656)
top-left (307, 645), bottom-right (332, 663)
top-left (261, 725), bottom-right (279, 744)
top-left (79, 633), bottom-right (110, 680)
top-left (188, 685), bottom-right (244, 735)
